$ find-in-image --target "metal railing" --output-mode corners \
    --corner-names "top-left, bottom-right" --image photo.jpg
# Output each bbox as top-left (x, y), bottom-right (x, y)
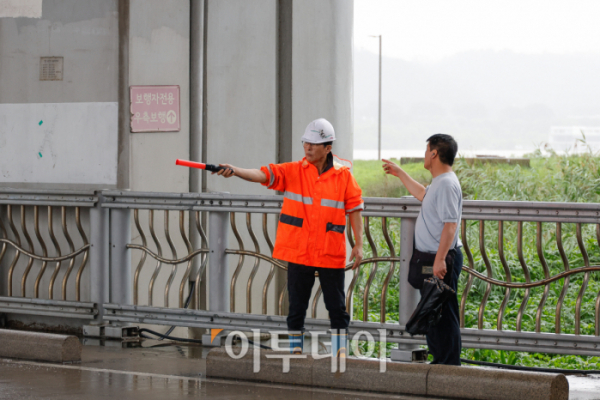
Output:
top-left (127, 208), bottom-right (208, 308)
top-left (2, 205), bottom-right (90, 300)
top-left (2, 189), bottom-right (600, 356)
top-left (460, 220), bottom-right (600, 333)
top-left (456, 201), bottom-right (600, 355)
top-left (103, 191), bottom-right (286, 315)
top-left (227, 212), bottom-right (282, 315)
top-left (0, 189), bottom-right (97, 319)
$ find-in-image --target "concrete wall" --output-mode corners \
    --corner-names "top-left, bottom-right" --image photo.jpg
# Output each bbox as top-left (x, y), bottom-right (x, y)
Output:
top-left (291, 0), bottom-right (355, 319)
top-left (291, 0), bottom-right (354, 163)
top-left (0, 0), bottom-right (43, 19)
top-left (203, 0), bottom-right (277, 196)
top-left (0, 0), bottom-right (355, 327)
top-left (201, 0), bottom-right (278, 317)
top-left (125, 0), bottom-right (192, 328)
top-left (0, 0), bottom-right (119, 187)
top-left (0, 2), bottom-right (114, 332)
top-left (0, 102), bottom-right (118, 185)
top-left (201, 0), bottom-right (354, 318)
top-left (203, 0), bottom-right (354, 191)
top-left (0, 0), bottom-right (118, 104)
top-left (0, 0), bottom-right (354, 190)
top-left (0, 0), bottom-right (115, 312)
top-left (128, 0), bottom-right (190, 193)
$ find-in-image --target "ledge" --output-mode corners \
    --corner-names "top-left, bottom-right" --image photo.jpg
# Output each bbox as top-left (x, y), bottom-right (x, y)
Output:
top-left (206, 348), bottom-right (568, 400)
top-left (0, 329), bottom-right (81, 363)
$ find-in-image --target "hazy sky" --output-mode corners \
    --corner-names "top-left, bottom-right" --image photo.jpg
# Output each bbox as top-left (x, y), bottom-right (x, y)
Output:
top-left (354, 0), bottom-right (600, 61)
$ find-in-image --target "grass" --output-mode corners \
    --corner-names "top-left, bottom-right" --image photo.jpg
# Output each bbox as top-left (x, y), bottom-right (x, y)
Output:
top-left (354, 153), bottom-right (600, 202)
top-left (350, 147), bottom-right (600, 369)
top-left (353, 159), bottom-right (431, 199)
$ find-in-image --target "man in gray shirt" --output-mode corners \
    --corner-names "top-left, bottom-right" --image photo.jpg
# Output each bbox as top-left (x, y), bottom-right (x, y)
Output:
top-left (382, 134), bottom-right (463, 365)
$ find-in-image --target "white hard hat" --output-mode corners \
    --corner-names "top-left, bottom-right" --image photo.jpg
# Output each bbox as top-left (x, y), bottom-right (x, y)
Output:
top-left (301, 118), bottom-right (336, 144)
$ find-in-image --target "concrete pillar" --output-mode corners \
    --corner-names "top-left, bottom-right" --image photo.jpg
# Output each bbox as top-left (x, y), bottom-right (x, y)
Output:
top-left (117, 0), bottom-right (130, 190)
top-left (201, 0), bottom-right (354, 319)
top-left (291, 0), bottom-right (354, 162)
top-left (204, 0), bottom-right (277, 196)
top-left (129, 0), bottom-right (191, 193)
top-left (391, 217), bottom-right (427, 362)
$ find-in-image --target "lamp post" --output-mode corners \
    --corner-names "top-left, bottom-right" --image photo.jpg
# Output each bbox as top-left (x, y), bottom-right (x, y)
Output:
top-left (370, 35), bottom-right (382, 160)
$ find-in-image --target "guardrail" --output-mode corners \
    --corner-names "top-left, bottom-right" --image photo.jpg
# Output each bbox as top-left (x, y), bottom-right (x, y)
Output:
top-left (2, 189), bottom-right (600, 356)
top-left (0, 189), bottom-right (97, 321)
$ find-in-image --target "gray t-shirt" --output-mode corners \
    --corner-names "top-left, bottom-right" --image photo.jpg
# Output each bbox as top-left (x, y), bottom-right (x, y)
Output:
top-left (415, 172), bottom-right (463, 253)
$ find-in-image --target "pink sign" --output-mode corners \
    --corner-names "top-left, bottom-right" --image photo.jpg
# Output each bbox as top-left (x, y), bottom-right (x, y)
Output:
top-left (130, 85), bottom-right (180, 132)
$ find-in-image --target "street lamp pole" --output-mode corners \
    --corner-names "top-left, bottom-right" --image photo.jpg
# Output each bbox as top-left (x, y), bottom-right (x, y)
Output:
top-left (371, 35), bottom-right (382, 160)
top-left (378, 35), bottom-right (382, 160)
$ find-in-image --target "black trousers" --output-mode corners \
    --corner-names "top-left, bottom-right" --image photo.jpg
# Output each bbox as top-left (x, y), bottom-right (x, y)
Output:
top-left (421, 248), bottom-right (463, 365)
top-left (287, 262), bottom-right (350, 331)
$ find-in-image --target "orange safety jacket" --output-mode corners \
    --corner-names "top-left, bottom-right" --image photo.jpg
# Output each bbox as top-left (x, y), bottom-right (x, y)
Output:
top-left (260, 157), bottom-right (364, 269)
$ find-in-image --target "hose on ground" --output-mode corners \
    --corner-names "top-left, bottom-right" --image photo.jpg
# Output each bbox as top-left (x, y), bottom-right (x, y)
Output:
top-left (140, 327), bottom-right (272, 350)
top-left (139, 328), bottom-right (203, 344)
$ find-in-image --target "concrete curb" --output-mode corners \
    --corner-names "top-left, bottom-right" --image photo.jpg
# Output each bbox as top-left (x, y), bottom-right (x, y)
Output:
top-left (427, 364), bottom-right (568, 400)
top-left (0, 329), bottom-right (81, 363)
top-left (312, 356), bottom-right (427, 396)
top-left (206, 347), bottom-right (314, 386)
top-left (206, 348), bottom-right (568, 400)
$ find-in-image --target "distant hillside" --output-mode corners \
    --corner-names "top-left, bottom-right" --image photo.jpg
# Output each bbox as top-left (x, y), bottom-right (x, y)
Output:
top-left (354, 49), bottom-right (600, 151)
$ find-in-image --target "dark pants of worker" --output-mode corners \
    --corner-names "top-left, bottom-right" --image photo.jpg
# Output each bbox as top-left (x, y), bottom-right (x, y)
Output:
top-left (287, 262), bottom-right (350, 330)
top-left (421, 248), bottom-right (463, 365)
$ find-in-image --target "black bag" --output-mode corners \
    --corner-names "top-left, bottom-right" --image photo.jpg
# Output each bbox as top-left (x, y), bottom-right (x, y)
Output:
top-left (408, 248), bottom-right (455, 290)
top-left (405, 277), bottom-right (456, 336)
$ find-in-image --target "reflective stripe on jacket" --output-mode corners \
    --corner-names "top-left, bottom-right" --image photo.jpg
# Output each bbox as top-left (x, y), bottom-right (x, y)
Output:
top-left (260, 157), bottom-right (364, 269)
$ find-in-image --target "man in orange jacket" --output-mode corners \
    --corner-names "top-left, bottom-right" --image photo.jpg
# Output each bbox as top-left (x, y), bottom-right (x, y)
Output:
top-left (214, 118), bottom-right (364, 356)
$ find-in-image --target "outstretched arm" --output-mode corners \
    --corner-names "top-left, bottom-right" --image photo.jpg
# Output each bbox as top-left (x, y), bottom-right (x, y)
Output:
top-left (381, 159), bottom-right (427, 201)
top-left (214, 164), bottom-right (267, 183)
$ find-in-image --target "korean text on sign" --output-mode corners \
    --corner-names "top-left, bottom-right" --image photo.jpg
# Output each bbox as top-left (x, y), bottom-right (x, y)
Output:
top-left (130, 86), bottom-right (180, 132)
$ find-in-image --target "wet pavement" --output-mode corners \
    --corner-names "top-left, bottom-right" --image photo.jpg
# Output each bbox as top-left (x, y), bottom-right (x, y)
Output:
top-left (569, 375), bottom-right (600, 400)
top-left (0, 339), bottom-right (598, 399)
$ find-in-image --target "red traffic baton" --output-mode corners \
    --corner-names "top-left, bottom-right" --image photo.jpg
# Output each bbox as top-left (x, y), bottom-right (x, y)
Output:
top-left (175, 159), bottom-right (230, 173)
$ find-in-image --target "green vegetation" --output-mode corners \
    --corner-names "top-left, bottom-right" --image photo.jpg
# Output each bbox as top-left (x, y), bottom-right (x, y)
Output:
top-left (353, 159), bottom-right (431, 199)
top-left (350, 150), bottom-right (600, 369)
top-left (354, 151), bottom-right (600, 202)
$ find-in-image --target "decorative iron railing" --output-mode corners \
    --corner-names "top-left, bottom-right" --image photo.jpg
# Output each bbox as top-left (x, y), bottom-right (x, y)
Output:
top-left (127, 208), bottom-right (208, 308)
top-left (0, 189), bottom-right (97, 320)
top-left (3, 189), bottom-right (600, 355)
top-left (0, 190), bottom-right (94, 301)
